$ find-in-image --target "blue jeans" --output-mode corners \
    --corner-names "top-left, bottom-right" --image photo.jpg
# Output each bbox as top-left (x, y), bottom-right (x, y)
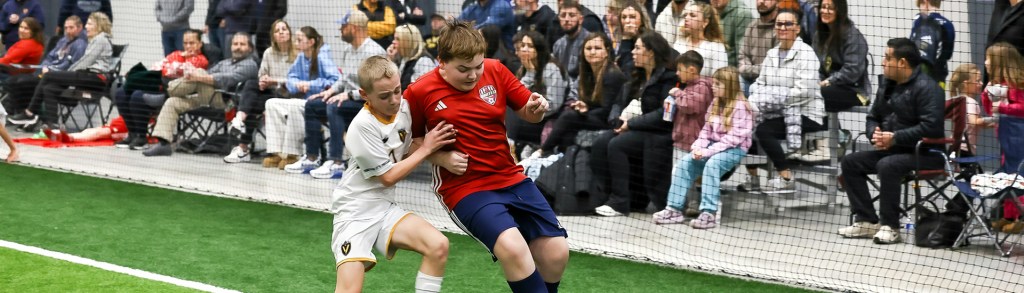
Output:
top-left (740, 76), bottom-right (754, 98)
top-left (999, 115), bottom-right (1024, 173)
top-left (161, 29), bottom-right (185, 56)
top-left (303, 98), bottom-right (364, 161)
top-left (208, 27), bottom-right (224, 53)
top-left (666, 147), bottom-right (745, 213)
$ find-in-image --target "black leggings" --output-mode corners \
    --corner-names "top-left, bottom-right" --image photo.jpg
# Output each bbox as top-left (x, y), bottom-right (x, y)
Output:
top-left (4, 74), bottom-right (41, 113)
top-left (539, 110), bottom-right (608, 153)
top-left (114, 88), bottom-right (162, 136)
top-left (237, 81), bottom-right (273, 144)
top-left (821, 84), bottom-right (863, 112)
top-left (26, 71), bottom-right (107, 124)
top-left (592, 130), bottom-right (673, 214)
top-left (754, 116), bottom-right (826, 170)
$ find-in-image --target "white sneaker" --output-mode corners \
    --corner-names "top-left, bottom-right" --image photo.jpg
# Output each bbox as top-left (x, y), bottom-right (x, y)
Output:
top-left (764, 178), bottom-right (796, 194)
top-left (838, 222), bottom-right (881, 238)
top-left (872, 225), bottom-right (901, 244)
top-left (284, 157), bottom-right (319, 174)
top-left (594, 205), bottom-right (623, 217)
top-left (798, 146), bottom-right (830, 162)
top-left (736, 175), bottom-right (761, 192)
top-left (223, 146), bottom-right (250, 163)
top-left (310, 160), bottom-right (345, 179)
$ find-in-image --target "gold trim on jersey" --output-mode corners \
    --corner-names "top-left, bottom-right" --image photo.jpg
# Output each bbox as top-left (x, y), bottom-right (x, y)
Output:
top-left (336, 258), bottom-right (377, 272)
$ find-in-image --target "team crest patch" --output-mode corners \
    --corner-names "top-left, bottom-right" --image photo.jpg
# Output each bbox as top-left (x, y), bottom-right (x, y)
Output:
top-left (341, 241), bottom-right (351, 256)
top-left (398, 129), bottom-right (407, 142)
top-left (478, 85), bottom-right (497, 105)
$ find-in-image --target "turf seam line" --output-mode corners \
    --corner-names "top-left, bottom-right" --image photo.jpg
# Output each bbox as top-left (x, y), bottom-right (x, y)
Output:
top-left (0, 240), bottom-right (242, 293)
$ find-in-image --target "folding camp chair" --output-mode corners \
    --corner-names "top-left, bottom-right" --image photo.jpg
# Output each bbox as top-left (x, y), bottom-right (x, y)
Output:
top-left (952, 161), bottom-right (1024, 256)
top-left (58, 44), bottom-right (128, 130)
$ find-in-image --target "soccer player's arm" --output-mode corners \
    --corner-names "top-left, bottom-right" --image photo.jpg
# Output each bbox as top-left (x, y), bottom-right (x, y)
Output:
top-left (503, 63), bottom-right (544, 123)
top-left (348, 120), bottom-right (420, 187)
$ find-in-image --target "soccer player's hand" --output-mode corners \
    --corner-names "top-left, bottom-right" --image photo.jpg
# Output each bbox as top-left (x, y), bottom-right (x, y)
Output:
top-left (440, 151), bottom-right (469, 175)
top-left (525, 92), bottom-right (549, 115)
top-left (423, 121), bottom-right (457, 152)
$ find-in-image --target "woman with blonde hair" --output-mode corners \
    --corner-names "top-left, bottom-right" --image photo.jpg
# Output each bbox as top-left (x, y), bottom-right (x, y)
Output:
top-left (671, 1), bottom-right (727, 77)
top-left (9, 12), bottom-right (113, 131)
top-left (386, 24), bottom-right (437, 91)
top-left (225, 19), bottom-right (303, 165)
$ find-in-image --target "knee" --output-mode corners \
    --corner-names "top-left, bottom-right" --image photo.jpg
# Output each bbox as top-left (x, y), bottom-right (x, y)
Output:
top-left (493, 235), bottom-right (532, 263)
top-left (424, 236), bottom-right (450, 263)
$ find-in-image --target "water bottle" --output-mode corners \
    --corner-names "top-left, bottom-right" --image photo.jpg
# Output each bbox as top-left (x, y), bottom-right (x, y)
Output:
top-left (900, 214), bottom-right (915, 244)
top-left (663, 96), bottom-right (676, 122)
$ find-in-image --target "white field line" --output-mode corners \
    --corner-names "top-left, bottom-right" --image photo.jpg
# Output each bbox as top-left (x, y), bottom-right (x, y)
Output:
top-left (0, 240), bottom-right (242, 293)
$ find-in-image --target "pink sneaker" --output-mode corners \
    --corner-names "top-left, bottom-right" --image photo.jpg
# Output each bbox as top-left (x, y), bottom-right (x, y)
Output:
top-left (690, 212), bottom-right (717, 229)
top-left (653, 208), bottom-right (685, 224)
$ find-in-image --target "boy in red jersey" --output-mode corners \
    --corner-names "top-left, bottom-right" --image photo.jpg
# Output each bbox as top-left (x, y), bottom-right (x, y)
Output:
top-left (404, 19), bottom-right (568, 293)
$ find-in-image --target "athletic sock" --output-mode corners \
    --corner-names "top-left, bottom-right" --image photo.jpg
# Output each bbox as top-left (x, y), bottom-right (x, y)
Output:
top-left (414, 271), bottom-right (443, 293)
top-left (546, 281), bottom-right (560, 293)
top-left (507, 270), bottom-right (544, 293)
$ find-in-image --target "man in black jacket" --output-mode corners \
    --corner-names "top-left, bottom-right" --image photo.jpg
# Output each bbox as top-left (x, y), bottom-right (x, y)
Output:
top-left (838, 38), bottom-right (945, 245)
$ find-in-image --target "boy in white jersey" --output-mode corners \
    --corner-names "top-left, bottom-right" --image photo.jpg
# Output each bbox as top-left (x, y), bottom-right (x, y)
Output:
top-left (331, 55), bottom-right (457, 293)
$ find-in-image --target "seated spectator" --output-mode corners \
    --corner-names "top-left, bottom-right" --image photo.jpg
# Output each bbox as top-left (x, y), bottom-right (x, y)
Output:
top-left (2, 16), bottom-right (85, 120)
top-left (593, 31), bottom-right (678, 216)
top-left (671, 1), bottom-right (727, 77)
top-left (0, 17), bottom-right (44, 76)
top-left (662, 50), bottom-right (715, 217)
top-left (0, 0), bottom-right (45, 49)
top-left (653, 66), bottom-right (754, 228)
top-left (539, 33), bottom-right (625, 155)
top-left (386, 24), bottom-right (436, 91)
top-left (604, 0), bottom-right (626, 52)
top-left (298, 10), bottom-right (385, 178)
top-left (777, 0), bottom-right (817, 45)
top-left (547, 0), bottom-right (605, 49)
top-left (508, 30), bottom-right (570, 153)
top-left (741, 9), bottom-right (825, 194)
top-left (737, 0), bottom-right (780, 97)
top-left (0, 104), bottom-right (18, 162)
top-left (140, 32), bottom-right (258, 157)
top-left (480, 25), bottom-right (520, 74)
top-left (711, 0), bottom-right (753, 67)
top-left (355, 0), bottom-right (397, 49)
top-left (616, 1), bottom-right (652, 74)
top-left (115, 29), bottom-right (209, 150)
top-left (552, 0), bottom-right (592, 80)
top-left (459, 0), bottom-right (515, 51)
top-left (515, 0), bottom-right (557, 46)
top-left (655, 0), bottom-right (689, 45)
top-left (280, 26), bottom-right (344, 178)
top-left (225, 19), bottom-right (299, 167)
top-left (8, 12), bottom-right (112, 131)
top-left (814, 0), bottom-right (870, 113)
top-left (838, 38), bottom-right (945, 244)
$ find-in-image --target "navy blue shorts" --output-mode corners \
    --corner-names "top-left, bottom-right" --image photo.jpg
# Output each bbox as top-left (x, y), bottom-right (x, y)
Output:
top-left (451, 179), bottom-right (568, 255)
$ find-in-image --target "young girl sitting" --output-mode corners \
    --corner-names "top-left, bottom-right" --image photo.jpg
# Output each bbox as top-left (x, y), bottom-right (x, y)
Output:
top-left (653, 67), bottom-right (755, 228)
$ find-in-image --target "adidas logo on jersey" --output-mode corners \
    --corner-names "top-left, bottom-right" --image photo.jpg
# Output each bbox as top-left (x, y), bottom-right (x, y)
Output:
top-left (434, 101), bottom-right (448, 111)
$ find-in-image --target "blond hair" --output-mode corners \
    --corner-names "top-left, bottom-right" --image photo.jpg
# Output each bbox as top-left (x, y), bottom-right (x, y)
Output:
top-left (710, 67), bottom-right (748, 132)
top-left (358, 55), bottom-right (399, 92)
top-left (681, 2), bottom-right (724, 44)
top-left (88, 12), bottom-right (112, 39)
top-left (986, 42), bottom-right (1024, 90)
top-left (948, 63), bottom-right (979, 97)
top-left (269, 19), bottom-right (297, 63)
top-left (395, 24), bottom-right (427, 60)
top-left (437, 19), bottom-right (487, 62)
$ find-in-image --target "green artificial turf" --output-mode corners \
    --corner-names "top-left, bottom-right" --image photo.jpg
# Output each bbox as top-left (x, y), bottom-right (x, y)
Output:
top-left (0, 248), bottom-right (198, 292)
top-left (0, 163), bottom-right (817, 292)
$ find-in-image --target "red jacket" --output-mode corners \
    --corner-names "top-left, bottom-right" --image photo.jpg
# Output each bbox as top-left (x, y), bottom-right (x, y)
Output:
top-left (982, 83), bottom-right (1024, 118)
top-left (160, 50), bottom-right (209, 79)
top-left (0, 39), bottom-right (43, 74)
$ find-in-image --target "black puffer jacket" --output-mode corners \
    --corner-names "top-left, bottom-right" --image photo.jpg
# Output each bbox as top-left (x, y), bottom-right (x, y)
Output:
top-left (612, 66), bottom-right (678, 133)
top-left (866, 68), bottom-right (945, 153)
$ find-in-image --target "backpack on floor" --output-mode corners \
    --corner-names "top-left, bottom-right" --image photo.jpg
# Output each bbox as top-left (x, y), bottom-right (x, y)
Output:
top-left (915, 209), bottom-right (966, 248)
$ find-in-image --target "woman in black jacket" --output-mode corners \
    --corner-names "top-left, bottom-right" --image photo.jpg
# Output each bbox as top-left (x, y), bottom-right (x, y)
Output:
top-left (594, 30), bottom-right (679, 216)
top-left (540, 33), bottom-right (625, 155)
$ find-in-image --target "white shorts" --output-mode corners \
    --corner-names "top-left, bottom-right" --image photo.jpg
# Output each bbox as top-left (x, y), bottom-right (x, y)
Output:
top-left (331, 199), bottom-right (411, 271)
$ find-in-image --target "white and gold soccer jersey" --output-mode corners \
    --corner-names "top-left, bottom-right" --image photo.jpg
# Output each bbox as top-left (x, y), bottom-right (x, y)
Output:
top-left (330, 99), bottom-right (414, 269)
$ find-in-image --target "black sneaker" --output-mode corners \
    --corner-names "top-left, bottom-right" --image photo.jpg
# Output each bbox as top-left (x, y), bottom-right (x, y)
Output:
top-left (128, 136), bottom-right (148, 150)
top-left (7, 112), bottom-right (37, 125)
top-left (17, 120), bottom-right (41, 133)
top-left (115, 135), bottom-right (134, 148)
top-left (142, 143), bottom-right (173, 157)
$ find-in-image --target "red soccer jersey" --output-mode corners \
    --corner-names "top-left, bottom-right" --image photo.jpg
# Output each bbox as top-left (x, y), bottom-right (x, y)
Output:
top-left (405, 58), bottom-right (532, 209)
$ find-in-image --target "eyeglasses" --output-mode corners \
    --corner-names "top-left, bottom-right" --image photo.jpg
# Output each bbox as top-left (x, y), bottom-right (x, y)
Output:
top-left (775, 21), bottom-right (796, 28)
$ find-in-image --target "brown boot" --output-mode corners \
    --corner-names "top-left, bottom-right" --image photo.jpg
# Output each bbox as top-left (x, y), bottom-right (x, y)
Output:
top-left (279, 155), bottom-right (299, 170)
top-left (1003, 221), bottom-right (1024, 234)
top-left (992, 218), bottom-right (1014, 231)
top-left (262, 154), bottom-right (282, 168)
